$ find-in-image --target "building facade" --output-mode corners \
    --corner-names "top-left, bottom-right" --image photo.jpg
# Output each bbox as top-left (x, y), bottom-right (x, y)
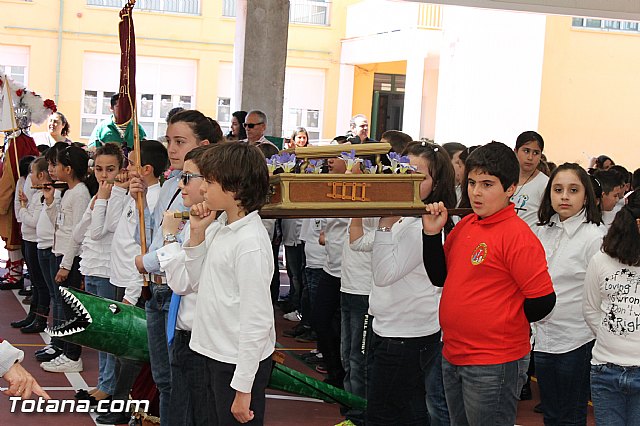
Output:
top-left (1, 0), bottom-right (639, 168)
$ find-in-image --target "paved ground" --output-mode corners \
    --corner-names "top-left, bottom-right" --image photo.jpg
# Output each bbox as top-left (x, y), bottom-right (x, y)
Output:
top-left (0, 256), bottom-right (594, 425)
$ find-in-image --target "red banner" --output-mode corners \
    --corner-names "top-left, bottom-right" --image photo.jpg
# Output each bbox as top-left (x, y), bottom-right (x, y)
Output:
top-left (115, 0), bottom-right (136, 126)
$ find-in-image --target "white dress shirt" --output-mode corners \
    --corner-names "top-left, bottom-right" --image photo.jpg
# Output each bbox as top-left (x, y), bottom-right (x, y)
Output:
top-left (370, 217), bottom-right (441, 338)
top-left (184, 211), bottom-right (275, 393)
top-left (534, 211), bottom-right (605, 353)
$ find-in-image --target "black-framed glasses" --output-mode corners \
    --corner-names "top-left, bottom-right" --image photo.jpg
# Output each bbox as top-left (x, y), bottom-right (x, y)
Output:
top-left (180, 172), bottom-right (204, 186)
top-left (243, 122), bottom-right (264, 129)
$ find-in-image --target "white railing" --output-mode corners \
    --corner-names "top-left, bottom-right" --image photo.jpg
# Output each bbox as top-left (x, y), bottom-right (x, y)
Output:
top-left (223, 0), bottom-right (330, 26)
top-left (87, 0), bottom-right (200, 15)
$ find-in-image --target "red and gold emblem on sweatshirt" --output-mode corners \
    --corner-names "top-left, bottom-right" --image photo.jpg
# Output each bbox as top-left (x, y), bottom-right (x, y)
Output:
top-left (470, 242), bottom-right (488, 265)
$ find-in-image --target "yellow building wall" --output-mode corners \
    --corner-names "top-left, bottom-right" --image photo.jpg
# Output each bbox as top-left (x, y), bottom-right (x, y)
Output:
top-left (1, 0), bottom-right (356, 141)
top-left (539, 15), bottom-right (640, 170)
top-left (352, 61), bottom-right (407, 119)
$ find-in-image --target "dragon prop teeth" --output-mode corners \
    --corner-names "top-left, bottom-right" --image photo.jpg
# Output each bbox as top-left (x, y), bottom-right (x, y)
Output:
top-left (46, 287), bottom-right (93, 337)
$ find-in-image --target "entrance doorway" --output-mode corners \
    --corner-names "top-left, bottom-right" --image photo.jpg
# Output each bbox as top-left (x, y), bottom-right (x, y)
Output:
top-left (371, 73), bottom-right (406, 140)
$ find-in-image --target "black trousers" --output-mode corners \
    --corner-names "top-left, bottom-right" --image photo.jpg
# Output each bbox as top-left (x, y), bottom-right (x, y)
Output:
top-left (205, 355), bottom-right (273, 425)
top-left (311, 270), bottom-right (344, 383)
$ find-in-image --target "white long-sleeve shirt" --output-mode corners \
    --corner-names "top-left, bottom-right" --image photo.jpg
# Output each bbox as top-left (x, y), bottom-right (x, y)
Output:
top-left (184, 211), bottom-right (275, 393)
top-left (17, 188), bottom-right (43, 243)
top-left (369, 217), bottom-right (441, 338)
top-left (47, 183), bottom-right (91, 269)
top-left (281, 219), bottom-right (302, 246)
top-left (157, 224), bottom-right (219, 332)
top-left (109, 184), bottom-right (161, 304)
top-left (35, 190), bottom-right (59, 250)
top-left (322, 218), bottom-right (349, 278)
top-left (341, 218), bottom-right (378, 295)
top-left (75, 200), bottom-right (113, 278)
top-left (534, 212), bottom-right (605, 353)
top-left (300, 218), bottom-right (325, 269)
top-left (583, 251), bottom-right (640, 367)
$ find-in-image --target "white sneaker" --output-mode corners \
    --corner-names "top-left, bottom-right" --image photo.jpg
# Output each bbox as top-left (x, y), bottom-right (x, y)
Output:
top-left (41, 354), bottom-right (83, 373)
top-left (283, 310), bottom-right (301, 322)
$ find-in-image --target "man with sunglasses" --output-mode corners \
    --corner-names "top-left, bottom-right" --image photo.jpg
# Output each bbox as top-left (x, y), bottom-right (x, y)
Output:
top-left (242, 110), bottom-right (278, 149)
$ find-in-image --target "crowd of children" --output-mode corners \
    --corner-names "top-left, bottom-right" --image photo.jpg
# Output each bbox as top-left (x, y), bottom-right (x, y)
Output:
top-left (3, 109), bottom-right (640, 426)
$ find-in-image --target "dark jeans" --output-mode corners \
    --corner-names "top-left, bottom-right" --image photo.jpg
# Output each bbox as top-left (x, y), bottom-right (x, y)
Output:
top-left (84, 276), bottom-right (118, 395)
top-left (270, 242), bottom-right (281, 303)
top-left (425, 341), bottom-right (450, 426)
top-left (145, 283), bottom-right (172, 423)
top-left (301, 267), bottom-right (322, 328)
top-left (24, 241), bottom-right (49, 314)
top-left (52, 255), bottom-right (82, 361)
top-left (104, 286), bottom-right (144, 414)
top-left (109, 357), bottom-right (144, 412)
top-left (168, 330), bottom-right (212, 426)
top-left (340, 292), bottom-right (369, 424)
top-left (311, 271), bottom-right (343, 383)
top-left (591, 363), bottom-right (640, 426)
top-left (205, 355), bottom-right (273, 425)
top-left (442, 354), bottom-right (529, 426)
top-left (366, 331), bottom-right (441, 426)
top-left (284, 244), bottom-right (305, 311)
top-left (535, 341), bottom-right (594, 426)
top-left (38, 248), bottom-right (63, 349)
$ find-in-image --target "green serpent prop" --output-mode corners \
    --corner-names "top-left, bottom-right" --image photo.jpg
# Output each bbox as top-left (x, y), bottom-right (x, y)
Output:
top-left (48, 288), bottom-right (366, 411)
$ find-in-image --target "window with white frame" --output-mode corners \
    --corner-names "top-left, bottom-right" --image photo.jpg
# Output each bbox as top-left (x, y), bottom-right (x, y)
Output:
top-left (81, 53), bottom-right (196, 139)
top-left (283, 67), bottom-right (325, 143)
top-left (0, 65), bottom-right (27, 86)
top-left (216, 64), bottom-right (325, 141)
top-left (216, 62), bottom-right (234, 135)
top-left (0, 45), bottom-right (30, 86)
top-left (222, 0), bottom-right (330, 26)
top-left (572, 17), bottom-right (640, 33)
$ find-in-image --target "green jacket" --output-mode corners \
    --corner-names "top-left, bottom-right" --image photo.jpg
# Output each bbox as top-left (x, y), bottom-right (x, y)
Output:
top-left (89, 116), bottom-right (146, 149)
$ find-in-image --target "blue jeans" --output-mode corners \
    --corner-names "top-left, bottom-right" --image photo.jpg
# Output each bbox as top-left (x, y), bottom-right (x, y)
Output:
top-left (38, 248), bottom-right (62, 349)
top-left (340, 292), bottom-right (369, 425)
top-left (168, 330), bottom-right (210, 426)
top-left (145, 283), bottom-right (172, 423)
top-left (24, 241), bottom-right (49, 314)
top-left (301, 267), bottom-right (322, 327)
top-left (85, 276), bottom-right (118, 395)
top-left (366, 331), bottom-right (441, 426)
top-left (534, 341), bottom-right (594, 426)
top-left (426, 341), bottom-right (450, 426)
top-left (591, 363), bottom-right (640, 426)
top-left (52, 255), bottom-right (82, 361)
top-left (442, 354), bottom-right (529, 426)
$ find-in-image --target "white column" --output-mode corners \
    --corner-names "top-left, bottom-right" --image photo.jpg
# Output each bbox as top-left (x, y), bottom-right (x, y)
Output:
top-left (335, 62), bottom-right (355, 137)
top-left (232, 0), bottom-right (247, 114)
top-left (402, 54), bottom-right (426, 140)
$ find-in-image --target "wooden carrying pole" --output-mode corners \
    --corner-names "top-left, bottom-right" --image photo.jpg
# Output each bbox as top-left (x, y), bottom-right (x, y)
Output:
top-left (3, 76), bottom-right (21, 180)
top-left (117, 0), bottom-right (148, 286)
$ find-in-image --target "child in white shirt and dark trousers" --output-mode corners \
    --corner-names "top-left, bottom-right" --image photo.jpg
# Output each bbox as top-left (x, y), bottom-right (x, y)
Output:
top-left (185, 142), bottom-right (275, 425)
top-left (42, 145), bottom-right (92, 373)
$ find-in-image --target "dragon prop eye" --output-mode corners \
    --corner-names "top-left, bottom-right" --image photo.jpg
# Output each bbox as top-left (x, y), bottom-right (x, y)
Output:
top-left (109, 304), bottom-right (121, 314)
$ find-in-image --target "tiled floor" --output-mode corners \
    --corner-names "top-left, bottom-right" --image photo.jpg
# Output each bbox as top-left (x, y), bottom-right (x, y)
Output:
top-left (0, 263), bottom-right (594, 425)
